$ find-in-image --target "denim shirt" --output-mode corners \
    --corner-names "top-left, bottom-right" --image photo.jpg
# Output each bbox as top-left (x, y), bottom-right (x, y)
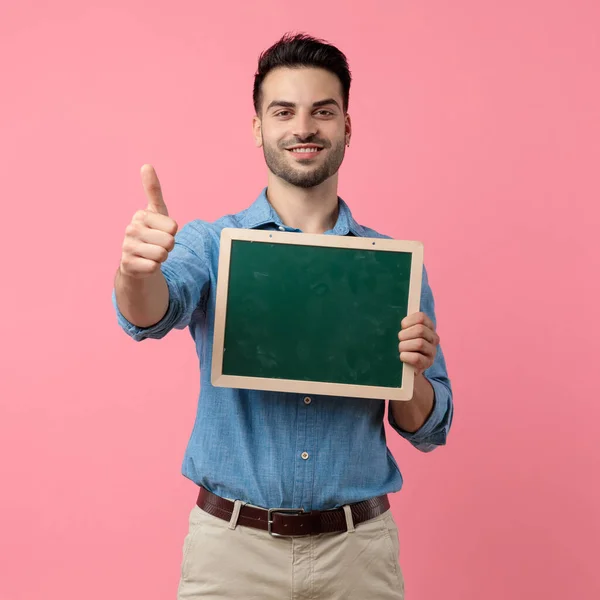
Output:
top-left (112, 189), bottom-right (453, 511)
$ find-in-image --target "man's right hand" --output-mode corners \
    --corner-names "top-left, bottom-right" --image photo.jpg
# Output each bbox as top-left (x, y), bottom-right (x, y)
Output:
top-left (119, 165), bottom-right (179, 279)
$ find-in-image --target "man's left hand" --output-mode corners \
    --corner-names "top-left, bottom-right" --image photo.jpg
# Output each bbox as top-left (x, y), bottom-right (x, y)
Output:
top-left (398, 312), bottom-right (440, 377)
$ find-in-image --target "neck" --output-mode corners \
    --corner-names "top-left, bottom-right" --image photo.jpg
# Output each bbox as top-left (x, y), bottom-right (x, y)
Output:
top-left (265, 173), bottom-right (340, 234)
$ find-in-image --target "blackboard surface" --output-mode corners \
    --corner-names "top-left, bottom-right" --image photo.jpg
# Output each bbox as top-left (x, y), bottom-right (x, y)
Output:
top-left (212, 229), bottom-right (423, 401)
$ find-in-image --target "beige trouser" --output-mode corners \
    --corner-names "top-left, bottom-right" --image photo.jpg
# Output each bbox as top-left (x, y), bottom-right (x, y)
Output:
top-left (177, 502), bottom-right (405, 599)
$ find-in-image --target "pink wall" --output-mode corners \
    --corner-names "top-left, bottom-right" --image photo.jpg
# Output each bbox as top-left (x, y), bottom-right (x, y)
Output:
top-left (1, 1), bottom-right (598, 598)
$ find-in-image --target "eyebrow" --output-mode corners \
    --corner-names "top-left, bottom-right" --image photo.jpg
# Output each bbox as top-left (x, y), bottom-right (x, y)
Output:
top-left (266, 98), bottom-right (341, 112)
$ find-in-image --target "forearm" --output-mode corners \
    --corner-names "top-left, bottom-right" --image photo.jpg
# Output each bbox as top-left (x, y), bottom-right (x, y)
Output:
top-left (114, 267), bottom-right (169, 328)
top-left (390, 373), bottom-right (435, 433)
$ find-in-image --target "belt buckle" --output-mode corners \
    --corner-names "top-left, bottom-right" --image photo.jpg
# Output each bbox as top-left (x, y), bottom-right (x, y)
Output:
top-left (267, 507), bottom-right (306, 537)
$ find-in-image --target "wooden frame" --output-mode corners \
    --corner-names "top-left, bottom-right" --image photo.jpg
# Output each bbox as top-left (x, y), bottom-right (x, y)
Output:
top-left (211, 228), bottom-right (424, 401)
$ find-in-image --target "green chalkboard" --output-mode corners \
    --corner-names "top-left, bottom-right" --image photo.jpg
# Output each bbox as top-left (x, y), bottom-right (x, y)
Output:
top-left (212, 229), bottom-right (423, 401)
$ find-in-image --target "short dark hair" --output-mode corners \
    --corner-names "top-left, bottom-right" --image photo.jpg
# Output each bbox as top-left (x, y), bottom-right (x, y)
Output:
top-left (253, 33), bottom-right (352, 114)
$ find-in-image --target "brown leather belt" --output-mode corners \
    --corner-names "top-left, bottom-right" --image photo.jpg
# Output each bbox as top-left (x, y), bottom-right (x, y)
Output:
top-left (196, 486), bottom-right (390, 537)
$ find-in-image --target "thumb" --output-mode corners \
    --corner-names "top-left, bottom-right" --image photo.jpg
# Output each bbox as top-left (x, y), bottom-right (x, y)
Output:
top-left (141, 164), bottom-right (169, 216)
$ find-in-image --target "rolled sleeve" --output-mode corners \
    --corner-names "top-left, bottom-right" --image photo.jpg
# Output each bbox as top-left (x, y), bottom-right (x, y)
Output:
top-left (388, 264), bottom-right (454, 452)
top-left (112, 221), bottom-right (210, 342)
top-left (389, 363), bottom-right (453, 452)
top-left (111, 268), bottom-right (183, 341)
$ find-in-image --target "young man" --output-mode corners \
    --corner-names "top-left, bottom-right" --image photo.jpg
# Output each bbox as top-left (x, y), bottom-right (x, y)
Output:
top-left (113, 33), bottom-right (453, 599)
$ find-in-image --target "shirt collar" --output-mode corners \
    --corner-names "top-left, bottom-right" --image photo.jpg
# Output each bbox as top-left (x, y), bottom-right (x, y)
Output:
top-left (240, 187), bottom-right (365, 237)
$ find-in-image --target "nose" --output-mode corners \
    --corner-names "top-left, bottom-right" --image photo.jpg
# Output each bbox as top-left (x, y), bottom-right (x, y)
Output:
top-left (291, 110), bottom-right (318, 141)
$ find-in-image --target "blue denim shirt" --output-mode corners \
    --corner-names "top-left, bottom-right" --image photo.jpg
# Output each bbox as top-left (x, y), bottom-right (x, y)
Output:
top-left (112, 189), bottom-right (453, 510)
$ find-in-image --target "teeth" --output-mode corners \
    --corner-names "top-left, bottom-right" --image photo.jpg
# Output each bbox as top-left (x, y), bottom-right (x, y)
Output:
top-left (291, 147), bottom-right (320, 153)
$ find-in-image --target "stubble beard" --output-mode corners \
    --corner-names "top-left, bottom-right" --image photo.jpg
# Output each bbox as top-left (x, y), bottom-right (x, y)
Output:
top-left (262, 136), bottom-right (346, 189)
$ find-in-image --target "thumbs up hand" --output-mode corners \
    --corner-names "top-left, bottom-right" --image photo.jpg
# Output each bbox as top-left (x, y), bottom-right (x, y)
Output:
top-left (119, 165), bottom-right (179, 279)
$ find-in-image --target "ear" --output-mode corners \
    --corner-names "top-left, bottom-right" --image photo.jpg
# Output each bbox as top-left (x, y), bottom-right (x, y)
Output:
top-left (344, 113), bottom-right (352, 147)
top-left (252, 115), bottom-right (263, 148)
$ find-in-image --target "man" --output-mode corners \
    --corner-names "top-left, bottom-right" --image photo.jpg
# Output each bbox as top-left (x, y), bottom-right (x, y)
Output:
top-left (113, 33), bottom-right (453, 599)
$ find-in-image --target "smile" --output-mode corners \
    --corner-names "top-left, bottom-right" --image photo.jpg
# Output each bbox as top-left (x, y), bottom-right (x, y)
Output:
top-left (286, 147), bottom-right (323, 154)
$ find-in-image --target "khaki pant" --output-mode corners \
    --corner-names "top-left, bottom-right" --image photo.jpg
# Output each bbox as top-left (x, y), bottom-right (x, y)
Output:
top-left (177, 502), bottom-right (405, 599)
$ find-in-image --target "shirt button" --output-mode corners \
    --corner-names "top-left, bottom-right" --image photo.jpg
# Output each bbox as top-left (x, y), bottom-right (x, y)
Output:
top-left (301, 452), bottom-right (309, 460)
top-left (278, 226), bottom-right (285, 231)
top-left (303, 396), bottom-right (312, 405)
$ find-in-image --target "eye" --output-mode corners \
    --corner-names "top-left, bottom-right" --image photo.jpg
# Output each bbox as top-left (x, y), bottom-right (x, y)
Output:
top-left (315, 109), bottom-right (335, 118)
top-left (274, 110), bottom-right (292, 118)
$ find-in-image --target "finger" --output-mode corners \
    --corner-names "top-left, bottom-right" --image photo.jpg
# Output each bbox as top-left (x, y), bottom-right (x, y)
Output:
top-left (141, 164), bottom-right (169, 216)
top-left (399, 351), bottom-right (431, 372)
top-left (120, 256), bottom-right (161, 278)
top-left (128, 240), bottom-right (170, 264)
top-left (140, 210), bottom-right (178, 236)
top-left (128, 213), bottom-right (178, 240)
top-left (401, 312), bottom-right (435, 332)
top-left (136, 227), bottom-right (176, 252)
top-left (398, 338), bottom-right (437, 358)
top-left (398, 324), bottom-right (439, 345)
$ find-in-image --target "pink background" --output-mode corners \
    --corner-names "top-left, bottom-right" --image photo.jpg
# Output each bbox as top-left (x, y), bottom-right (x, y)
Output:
top-left (1, 1), bottom-right (599, 598)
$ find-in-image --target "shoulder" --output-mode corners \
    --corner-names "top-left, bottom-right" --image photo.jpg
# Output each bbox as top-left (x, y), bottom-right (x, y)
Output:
top-left (341, 199), bottom-right (392, 240)
top-left (354, 223), bottom-right (392, 240)
top-left (175, 210), bottom-right (247, 258)
top-left (351, 219), bottom-right (433, 289)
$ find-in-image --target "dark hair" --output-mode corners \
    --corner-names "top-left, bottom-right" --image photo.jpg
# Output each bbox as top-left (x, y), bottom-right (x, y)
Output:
top-left (253, 33), bottom-right (352, 114)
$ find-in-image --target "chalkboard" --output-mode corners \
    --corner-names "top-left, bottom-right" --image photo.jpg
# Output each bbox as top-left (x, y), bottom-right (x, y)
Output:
top-left (211, 228), bottom-right (423, 401)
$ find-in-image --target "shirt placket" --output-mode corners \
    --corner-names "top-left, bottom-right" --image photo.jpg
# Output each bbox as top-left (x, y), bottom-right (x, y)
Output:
top-left (291, 393), bottom-right (318, 510)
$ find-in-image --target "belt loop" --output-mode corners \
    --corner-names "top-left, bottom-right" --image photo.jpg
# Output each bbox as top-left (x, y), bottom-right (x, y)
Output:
top-left (228, 500), bottom-right (245, 530)
top-left (343, 505), bottom-right (355, 533)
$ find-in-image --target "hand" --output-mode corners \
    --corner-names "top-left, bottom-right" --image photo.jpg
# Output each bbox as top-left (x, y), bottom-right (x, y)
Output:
top-left (119, 164), bottom-right (179, 279)
top-left (398, 312), bottom-right (440, 376)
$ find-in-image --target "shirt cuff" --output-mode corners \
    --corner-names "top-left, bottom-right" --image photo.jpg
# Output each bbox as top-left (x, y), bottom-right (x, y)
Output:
top-left (111, 273), bottom-right (181, 341)
top-left (388, 376), bottom-right (451, 451)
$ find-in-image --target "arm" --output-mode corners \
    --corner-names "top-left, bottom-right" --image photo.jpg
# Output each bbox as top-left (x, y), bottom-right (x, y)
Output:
top-left (388, 266), bottom-right (454, 452)
top-left (113, 164), bottom-right (209, 341)
top-left (390, 372), bottom-right (435, 433)
top-left (112, 222), bottom-right (210, 341)
top-left (114, 268), bottom-right (169, 329)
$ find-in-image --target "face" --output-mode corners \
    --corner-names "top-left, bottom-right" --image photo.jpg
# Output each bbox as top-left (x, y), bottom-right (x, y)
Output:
top-left (253, 67), bottom-right (351, 189)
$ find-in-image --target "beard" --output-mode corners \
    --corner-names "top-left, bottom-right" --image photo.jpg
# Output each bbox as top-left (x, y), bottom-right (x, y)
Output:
top-left (262, 135), bottom-right (346, 189)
